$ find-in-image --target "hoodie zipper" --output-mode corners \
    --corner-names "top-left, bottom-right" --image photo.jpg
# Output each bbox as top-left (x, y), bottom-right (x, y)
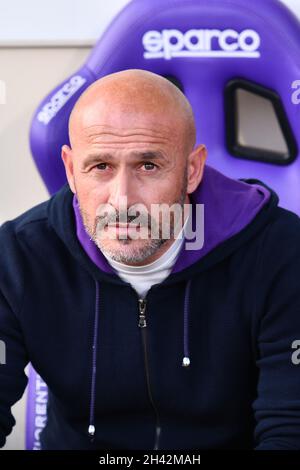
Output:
top-left (138, 298), bottom-right (162, 450)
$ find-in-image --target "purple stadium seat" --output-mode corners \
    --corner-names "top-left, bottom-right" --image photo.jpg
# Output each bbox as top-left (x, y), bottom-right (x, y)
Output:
top-left (26, 0), bottom-right (300, 449)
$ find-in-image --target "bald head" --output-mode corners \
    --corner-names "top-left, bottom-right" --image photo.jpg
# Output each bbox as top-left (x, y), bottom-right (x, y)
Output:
top-left (68, 69), bottom-right (196, 154)
top-left (62, 69), bottom-right (206, 266)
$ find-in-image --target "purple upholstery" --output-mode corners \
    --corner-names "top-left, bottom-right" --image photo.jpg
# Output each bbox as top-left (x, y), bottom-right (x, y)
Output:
top-left (26, 0), bottom-right (300, 450)
top-left (30, 0), bottom-right (300, 213)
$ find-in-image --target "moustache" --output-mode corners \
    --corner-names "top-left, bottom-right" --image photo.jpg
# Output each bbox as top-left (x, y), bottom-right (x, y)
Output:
top-left (96, 211), bottom-right (152, 229)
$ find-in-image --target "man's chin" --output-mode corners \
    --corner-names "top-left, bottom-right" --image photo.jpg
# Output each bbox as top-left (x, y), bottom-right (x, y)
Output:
top-left (95, 237), bottom-right (163, 264)
top-left (96, 237), bottom-right (150, 254)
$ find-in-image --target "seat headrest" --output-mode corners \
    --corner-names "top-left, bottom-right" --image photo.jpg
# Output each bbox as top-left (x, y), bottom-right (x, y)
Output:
top-left (30, 0), bottom-right (300, 214)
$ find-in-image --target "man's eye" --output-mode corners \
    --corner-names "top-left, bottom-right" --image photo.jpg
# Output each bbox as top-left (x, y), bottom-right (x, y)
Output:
top-left (142, 162), bottom-right (157, 171)
top-left (95, 163), bottom-right (107, 170)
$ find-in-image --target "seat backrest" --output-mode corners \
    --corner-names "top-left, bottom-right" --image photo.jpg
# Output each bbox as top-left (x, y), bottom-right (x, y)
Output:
top-left (26, 0), bottom-right (300, 450)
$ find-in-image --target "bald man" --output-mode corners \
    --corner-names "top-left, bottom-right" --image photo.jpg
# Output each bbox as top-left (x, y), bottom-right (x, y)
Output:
top-left (1, 69), bottom-right (300, 451)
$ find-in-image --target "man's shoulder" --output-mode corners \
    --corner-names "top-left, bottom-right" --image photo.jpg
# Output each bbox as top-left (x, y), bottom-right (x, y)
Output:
top-left (0, 198), bottom-right (51, 240)
top-left (258, 205), bottom-right (300, 264)
top-left (0, 199), bottom-right (55, 310)
top-left (266, 205), bottom-right (300, 241)
top-left (0, 183), bottom-right (71, 242)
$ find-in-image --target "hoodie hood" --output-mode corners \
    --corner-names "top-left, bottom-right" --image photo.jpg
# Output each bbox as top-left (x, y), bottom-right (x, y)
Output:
top-left (49, 164), bottom-right (278, 442)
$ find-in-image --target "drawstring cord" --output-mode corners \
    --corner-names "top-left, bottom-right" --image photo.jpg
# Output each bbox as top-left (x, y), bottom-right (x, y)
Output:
top-left (182, 279), bottom-right (192, 368)
top-left (87, 278), bottom-right (191, 442)
top-left (88, 279), bottom-right (100, 441)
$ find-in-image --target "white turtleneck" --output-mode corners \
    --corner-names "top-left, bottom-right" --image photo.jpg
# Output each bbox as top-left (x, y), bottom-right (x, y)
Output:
top-left (102, 210), bottom-right (190, 299)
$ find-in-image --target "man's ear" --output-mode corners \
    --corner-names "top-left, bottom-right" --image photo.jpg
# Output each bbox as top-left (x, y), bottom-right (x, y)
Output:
top-left (186, 144), bottom-right (207, 194)
top-left (61, 145), bottom-right (76, 193)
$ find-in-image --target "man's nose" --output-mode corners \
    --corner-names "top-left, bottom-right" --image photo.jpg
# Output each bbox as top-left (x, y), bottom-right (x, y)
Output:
top-left (107, 168), bottom-right (135, 211)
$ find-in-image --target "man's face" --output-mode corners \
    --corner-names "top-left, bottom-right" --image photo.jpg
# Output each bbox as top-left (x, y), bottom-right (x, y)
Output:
top-left (67, 108), bottom-right (190, 265)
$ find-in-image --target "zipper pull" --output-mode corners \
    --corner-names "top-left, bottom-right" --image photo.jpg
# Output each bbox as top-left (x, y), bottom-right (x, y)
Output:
top-left (138, 299), bottom-right (147, 328)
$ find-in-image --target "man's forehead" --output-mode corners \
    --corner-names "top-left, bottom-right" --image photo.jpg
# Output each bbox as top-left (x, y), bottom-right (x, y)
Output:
top-left (72, 86), bottom-right (177, 129)
top-left (81, 149), bottom-right (169, 168)
top-left (68, 71), bottom-right (196, 152)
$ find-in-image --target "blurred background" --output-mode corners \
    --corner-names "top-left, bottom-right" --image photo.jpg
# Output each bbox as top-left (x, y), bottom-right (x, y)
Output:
top-left (0, 0), bottom-right (299, 450)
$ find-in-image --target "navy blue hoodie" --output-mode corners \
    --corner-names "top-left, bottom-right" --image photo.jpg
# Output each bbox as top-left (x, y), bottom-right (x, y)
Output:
top-left (1, 164), bottom-right (300, 450)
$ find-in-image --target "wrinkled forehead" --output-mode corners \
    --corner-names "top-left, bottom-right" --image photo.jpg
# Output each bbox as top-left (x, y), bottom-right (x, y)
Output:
top-left (68, 72), bottom-right (196, 153)
top-left (70, 97), bottom-right (187, 149)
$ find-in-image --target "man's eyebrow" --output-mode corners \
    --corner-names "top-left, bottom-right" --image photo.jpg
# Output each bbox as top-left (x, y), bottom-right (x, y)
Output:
top-left (131, 151), bottom-right (167, 161)
top-left (81, 151), bottom-right (167, 169)
top-left (81, 153), bottom-right (113, 169)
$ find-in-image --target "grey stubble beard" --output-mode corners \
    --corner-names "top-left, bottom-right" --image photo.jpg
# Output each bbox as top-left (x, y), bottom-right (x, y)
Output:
top-left (77, 165), bottom-right (188, 264)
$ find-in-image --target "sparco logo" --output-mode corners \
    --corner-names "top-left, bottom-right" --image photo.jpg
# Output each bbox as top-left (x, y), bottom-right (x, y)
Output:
top-left (143, 28), bottom-right (261, 60)
top-left (37, 75), bottom-right (87, 125)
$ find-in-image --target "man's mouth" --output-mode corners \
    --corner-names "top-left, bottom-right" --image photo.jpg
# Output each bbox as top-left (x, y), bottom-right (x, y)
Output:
top-left (107, 223), bottom-right (140, 228)
top-left (105, 223), bottom-right (145, 234)
top-left (108, 223), bottom-right (137, 227)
